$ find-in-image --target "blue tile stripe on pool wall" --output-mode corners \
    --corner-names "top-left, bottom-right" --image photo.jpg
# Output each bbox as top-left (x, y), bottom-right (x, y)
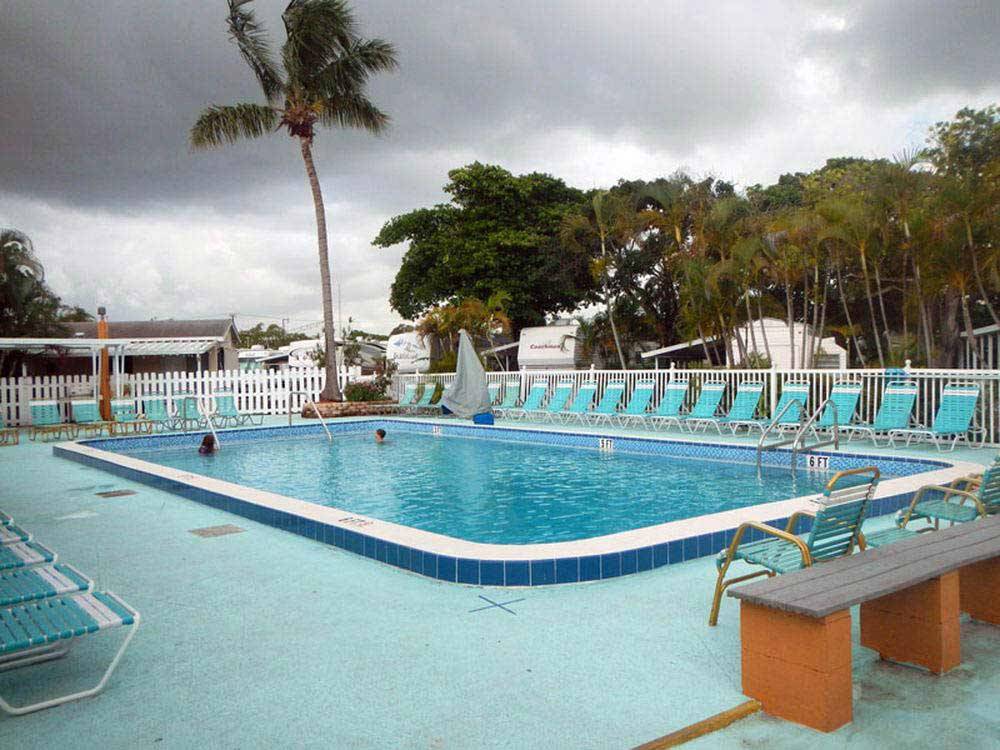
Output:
top-left (56, 421), bottom-right (944, 587)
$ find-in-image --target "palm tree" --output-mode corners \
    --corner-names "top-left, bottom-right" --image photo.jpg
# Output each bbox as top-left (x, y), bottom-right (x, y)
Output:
top-left (191, 0), bottom-right (397, 401)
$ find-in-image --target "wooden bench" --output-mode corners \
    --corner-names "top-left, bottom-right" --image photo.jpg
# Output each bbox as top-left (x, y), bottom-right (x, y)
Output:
top-left (728, 515), bottom-right (1000, 732)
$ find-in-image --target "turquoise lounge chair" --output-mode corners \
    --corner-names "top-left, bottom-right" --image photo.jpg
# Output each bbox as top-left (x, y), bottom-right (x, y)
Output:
top-left (405, 384), bottom-right (437, 414)
top-left (0, 523), bottom-right (30, 547)
top-left (0, 591), bottom-right (140, 715)
top-left (0, 414), bottom-right (17, 446)
top-left (396, 383), bottom-right (418, 410)
top-left (866, 465), bottom-right (1000, 548)
top-left (506, 382), bottom-right (547, 420)
top-left (537, 381), bottom-right (574, 422)
top-left (815, 380), bottom-right (862, 432)
top-left (487, 382), bottom-right (500, 406)
top-left (493, 380), bottom-right (521, 418)
top-left (842, 380), bottom-right (918, 445)
top-left (110, 399), bottom-right (153, 435)
top-left (709, 466), bottom-right (879, 625)
top-left (618, 380), bottom-right (657, 426)
top-left (0, 541), bottom-right (56, 572)
top-left (214, 392), bottom-right (263, 427)
top-left (172, 393), bottom-right (204, 430)
top-left (559, 383), bottom-right (597, 423)
top-left (28, 401), bottom-right (70, 441)
top-left (70, 399), bottom-right (111, 438)
top-left (691, 380), bottom-right (764, 434)
top-left (0, 564), bottom-right (93, 608)
top-left (646, 379), bottom-right (690, 430)
top-left (729, 380), bottom-right (810, 435)
top-left (676, 381), bottom-right (727, 431)
top-left (888, 382), bottom-right (982, 451)
top-left (587, 381), bottom-right (626, 425)
top-left (143, 396), bottom-right (179, 432)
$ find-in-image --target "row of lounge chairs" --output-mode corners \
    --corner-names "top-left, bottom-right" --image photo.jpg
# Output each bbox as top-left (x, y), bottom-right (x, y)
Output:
top-left (709, 460), bottom-right (1000, 624)
top-left (467, 377), bottom-right (981, 451)
top-left (0, 510), bottom-right (138, 714)
top-left (19, 393), bottom-right (263, 441)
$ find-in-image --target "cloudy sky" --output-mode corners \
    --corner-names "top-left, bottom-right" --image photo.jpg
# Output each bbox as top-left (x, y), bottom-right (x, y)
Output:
top-left (2, 1), bottom-right (998, 336)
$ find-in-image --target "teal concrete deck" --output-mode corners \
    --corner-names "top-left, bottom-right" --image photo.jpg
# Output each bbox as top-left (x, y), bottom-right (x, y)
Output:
top-left (0, 417), bottom-right (997, 748)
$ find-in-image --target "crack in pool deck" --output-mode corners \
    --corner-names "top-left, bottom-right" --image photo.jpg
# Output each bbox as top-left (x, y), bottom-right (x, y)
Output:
top-left (469, 595), bottom-right (525, 614)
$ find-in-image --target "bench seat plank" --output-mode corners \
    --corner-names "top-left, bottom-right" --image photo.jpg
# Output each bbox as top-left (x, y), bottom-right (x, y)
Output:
top-left (730, 516), bottom-right (1000, 618)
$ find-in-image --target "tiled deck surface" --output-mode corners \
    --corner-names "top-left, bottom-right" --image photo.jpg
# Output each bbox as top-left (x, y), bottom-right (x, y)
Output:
top-left (0, 416), bottom-right (997, 748)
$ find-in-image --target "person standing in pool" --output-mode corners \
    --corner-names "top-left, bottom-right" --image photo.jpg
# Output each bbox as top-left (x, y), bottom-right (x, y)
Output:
top-left (199, 434), bottom-right (217, 454)
top-left (374, 429), bottom-right (386, 444)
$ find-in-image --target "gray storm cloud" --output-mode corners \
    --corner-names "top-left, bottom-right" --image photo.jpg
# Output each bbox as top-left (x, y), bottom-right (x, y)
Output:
top-left (1, 0), bottom-right (998, 331)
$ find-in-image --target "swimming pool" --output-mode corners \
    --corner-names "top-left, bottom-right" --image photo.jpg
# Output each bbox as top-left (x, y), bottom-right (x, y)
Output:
top-left (119, 431), bottom-right (866, 544)
top-left (55, 419), bottom-right (970, 586)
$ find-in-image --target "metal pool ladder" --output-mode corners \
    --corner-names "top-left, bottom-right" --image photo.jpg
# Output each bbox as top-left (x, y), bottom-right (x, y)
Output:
top-left (199, 396), bottom-right (223, 450)
top-left (756, 398), bottom-right (840, 471)
top-left (288, 390), bottom-right (332, 442)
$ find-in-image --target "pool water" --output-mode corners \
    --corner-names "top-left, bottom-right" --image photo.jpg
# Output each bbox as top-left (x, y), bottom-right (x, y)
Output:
top-left (128, 431), bottom-right (859, 544)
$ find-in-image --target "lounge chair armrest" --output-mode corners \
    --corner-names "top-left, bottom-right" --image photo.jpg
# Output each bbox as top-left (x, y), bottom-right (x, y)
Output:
top-left (784, 511), bottom-right (815, 534)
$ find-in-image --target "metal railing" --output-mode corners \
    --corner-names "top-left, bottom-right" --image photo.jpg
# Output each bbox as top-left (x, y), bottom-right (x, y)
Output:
top-left (288, 390), bottom-right (331, 442)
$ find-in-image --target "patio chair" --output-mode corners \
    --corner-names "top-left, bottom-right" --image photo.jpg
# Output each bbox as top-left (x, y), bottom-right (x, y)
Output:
top-left (395, 382), bottom-right (418, 411)
top-left (865, 464), bottom-right (1000, 549)
top-left (404, 384), bottom-right (437, 414)
top-left (505, 381), bottom-right (547, 420)
top-left (110, 399), bottom-right (154, 436)
top-left (213, 392), bottom-right (263, 427)
top-left (0, 523), bottom-right (30, 547)
top-left (0, 540), bottom-right (56, 573)
top-left (709, 466), bottom-right (879, 625)
top-left (675, 381), bottom-right (727, 431)
top-left (69, 399), bottom-right (111, 438)
top-left (559, 382), bottom-right (597, 423)
top-left (814, 380), bottom-right (862, 432)
top-left (0, 591), bottom-right (140, 715)
top-left (645, 379), bottom-right (690, 430)
top-left (888, 382), bottom-right (982, 451)
top-left (0, 564), bottom-right (93, 608)
top-left (617, 380), bottom-right (657, 426)
top-left (28, 401), bottom-right (71, 441)
top-left (728, 381), bottom-right (810, 435)
top-left (492, 380), bottom-right (521, 418)
top-left (842, 380), bottom-right (918, 445)
top-left (586, 381), bottom-right (626, 425)
top-left (690, 380), bottom-right (764, 434)
top-left (143, 396), bottom-right (180, 432)
top-left (0, 414), bottom-right (18, 446)
top-left (537, 381), bottom-right (575, 422)
top-left (487, 382), bottom-right (500, 406)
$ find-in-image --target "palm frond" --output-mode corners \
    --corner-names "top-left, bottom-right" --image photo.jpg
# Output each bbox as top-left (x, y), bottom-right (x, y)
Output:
top-left (190, 103), bottom-right (280, 148)
top-left (226, 0), bottom-right (285, 102)
top-left (309, 38), bottom-right (398, 96)
top-left (316, 92), bottom-right (388, 133)
top-left (282, 0), bottom-right (356, 87)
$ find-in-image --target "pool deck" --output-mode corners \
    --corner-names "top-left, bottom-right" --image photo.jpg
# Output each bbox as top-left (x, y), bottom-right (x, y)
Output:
top-left (0, 416), bottom-right (997, 748)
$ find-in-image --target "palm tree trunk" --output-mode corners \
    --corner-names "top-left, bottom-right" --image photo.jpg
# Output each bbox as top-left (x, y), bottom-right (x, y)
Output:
top-left (858, 247), bottom-right (885, 367)
top-left (913, 260), bottom-right (933, 364)
top-left (755, 295), bottom-right (773, 362)
top-left (968, 218), bottom-right (1000, 326)
top-left (784, 270), bottom-right (796, 369)
top-left (815, 273), bottom-right (829, 365)
top-left (743, 293), bottom-right (759, 359)
top-left (300, 137), bottom-right (343, 402)
top-left (697, 324), bottom-right (715, 366)
top-left (873, 262), bottom-right (892, 360)
top-left (801, 269), bottom-right (810, 368)
top-left (835, 260), bottom-right (865, 366)
top-left (599, 237), bottom-right (628, 370)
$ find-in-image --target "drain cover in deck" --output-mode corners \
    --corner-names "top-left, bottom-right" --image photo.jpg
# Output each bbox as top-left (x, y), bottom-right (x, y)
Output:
top-left (95, 490), bottom-right (137, 498)
top-left (189, 524), bottom-right (246, 538)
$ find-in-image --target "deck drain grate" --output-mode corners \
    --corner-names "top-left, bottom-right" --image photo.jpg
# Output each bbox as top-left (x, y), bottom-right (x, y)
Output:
top-left (189, 524), bottom-right (246, 538)
top-left (469, 595), bottom-right (525, 615)
top-left (95, 490), bottom-right (137, 498)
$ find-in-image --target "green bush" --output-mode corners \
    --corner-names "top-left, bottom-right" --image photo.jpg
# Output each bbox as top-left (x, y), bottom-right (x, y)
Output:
top-left (344, 374), bottom-right (392, 402)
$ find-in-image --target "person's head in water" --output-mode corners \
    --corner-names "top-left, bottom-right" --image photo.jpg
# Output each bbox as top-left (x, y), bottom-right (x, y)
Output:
top-left (374, 429), bottom-right (386, 444)
top-left (199, 434), bottom-right (217, 454)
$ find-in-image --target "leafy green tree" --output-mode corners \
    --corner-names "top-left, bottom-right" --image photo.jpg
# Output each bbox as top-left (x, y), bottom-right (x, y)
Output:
top-left (191, 0), bottom-right (397, 401)
top-left (239, 323), bottom-right (312, 349)
top-left (374, 162), bottom-right (596, 332)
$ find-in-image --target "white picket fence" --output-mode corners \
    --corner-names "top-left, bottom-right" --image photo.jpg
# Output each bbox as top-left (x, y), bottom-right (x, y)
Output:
top-left (395, 364), bottom-right (1000, 447)
top-left (0, 367), bottom-right (348, 427)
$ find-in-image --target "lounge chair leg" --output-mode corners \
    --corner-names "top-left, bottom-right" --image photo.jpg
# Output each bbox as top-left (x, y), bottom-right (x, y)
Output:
top-left (0, 644), bottom-right (70, 672)
top-left (0, 617), bottom-right (139, 716)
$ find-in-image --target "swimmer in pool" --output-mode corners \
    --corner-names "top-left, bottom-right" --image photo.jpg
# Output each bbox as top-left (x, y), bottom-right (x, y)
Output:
top-left (199, 434), bottom-right (217, 454)
top-left (374, 428), bottom-right (387, 444)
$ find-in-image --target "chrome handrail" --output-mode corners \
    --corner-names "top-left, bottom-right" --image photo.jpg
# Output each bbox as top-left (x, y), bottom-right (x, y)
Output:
top-left (288, 390), bottom-right (332, 442)
top-left (756, 397), bottom-right (805, 468)
top-left (198, 396), bottom-right (223, 450)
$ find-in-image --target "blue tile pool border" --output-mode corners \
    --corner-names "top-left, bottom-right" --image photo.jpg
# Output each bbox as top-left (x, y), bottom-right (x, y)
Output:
top-left (54, 419), bottom-right (965, 587)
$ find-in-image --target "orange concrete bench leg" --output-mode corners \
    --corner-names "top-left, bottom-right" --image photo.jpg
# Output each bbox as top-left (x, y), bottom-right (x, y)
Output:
top-left (960, 558), bottom-right (1000, 624)
top-left (859, 571), bottom-right (960, 674)
top-left (740, 602), bottom-right (853, 732)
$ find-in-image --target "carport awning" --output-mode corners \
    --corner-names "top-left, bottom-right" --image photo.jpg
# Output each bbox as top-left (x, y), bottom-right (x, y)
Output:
top-left (0, 336), bottom-right (223, 356)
